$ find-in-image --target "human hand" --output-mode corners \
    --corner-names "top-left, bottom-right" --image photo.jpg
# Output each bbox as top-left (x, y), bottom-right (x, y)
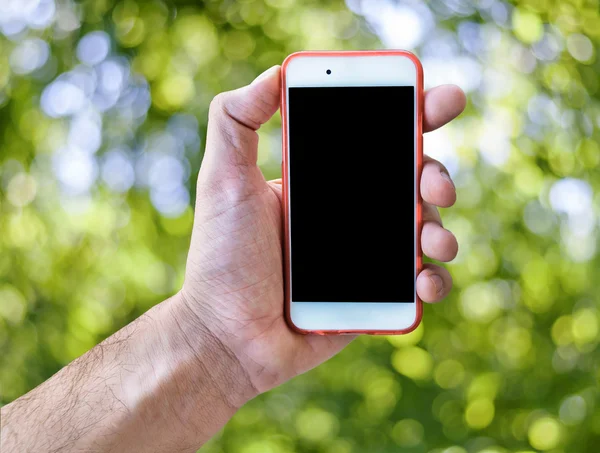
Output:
top-left (178, 65), bottom-right (466, 399)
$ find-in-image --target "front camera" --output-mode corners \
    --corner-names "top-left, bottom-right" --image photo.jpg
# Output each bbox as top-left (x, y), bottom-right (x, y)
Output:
top-left (326, 69), bottom-right (332, 75)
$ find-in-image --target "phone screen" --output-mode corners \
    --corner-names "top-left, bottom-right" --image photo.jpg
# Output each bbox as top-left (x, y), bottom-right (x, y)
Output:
top-left (288, 86), bottom-right (415, 303)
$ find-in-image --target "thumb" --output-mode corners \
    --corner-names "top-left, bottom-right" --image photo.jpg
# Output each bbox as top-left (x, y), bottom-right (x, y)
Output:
top-left (203, 65), bottom-right (281, 172)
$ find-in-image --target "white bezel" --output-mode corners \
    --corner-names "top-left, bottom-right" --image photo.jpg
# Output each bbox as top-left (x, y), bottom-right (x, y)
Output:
top-left (285, 53), bottom-right (419, 332)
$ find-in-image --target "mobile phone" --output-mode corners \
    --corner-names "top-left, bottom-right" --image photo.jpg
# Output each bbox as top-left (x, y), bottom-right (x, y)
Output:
top-left (281, 50), bottom-right (423, 335)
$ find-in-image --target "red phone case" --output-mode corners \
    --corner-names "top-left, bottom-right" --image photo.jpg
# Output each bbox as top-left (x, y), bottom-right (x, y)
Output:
top-left (281, 50), bottom-right (424, 335)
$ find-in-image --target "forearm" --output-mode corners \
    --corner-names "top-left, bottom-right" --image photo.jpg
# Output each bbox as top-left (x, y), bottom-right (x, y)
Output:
top-left (0, 293), bottom-right (257, 453)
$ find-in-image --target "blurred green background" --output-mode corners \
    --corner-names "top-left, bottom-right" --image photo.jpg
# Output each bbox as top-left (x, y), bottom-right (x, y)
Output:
top-left (1, 0), bottom-right (599, 452)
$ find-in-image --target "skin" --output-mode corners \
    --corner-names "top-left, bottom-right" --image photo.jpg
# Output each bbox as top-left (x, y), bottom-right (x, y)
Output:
top-left (0, 66), bottom-right (466, 452)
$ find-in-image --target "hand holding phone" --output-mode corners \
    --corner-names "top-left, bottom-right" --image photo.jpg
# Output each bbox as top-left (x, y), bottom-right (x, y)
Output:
top-left (182, 61), bottom-right (464, 392)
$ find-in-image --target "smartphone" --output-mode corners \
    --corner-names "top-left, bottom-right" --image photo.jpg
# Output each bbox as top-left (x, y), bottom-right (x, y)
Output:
top-left (281, 50), bottom-right (423, 335)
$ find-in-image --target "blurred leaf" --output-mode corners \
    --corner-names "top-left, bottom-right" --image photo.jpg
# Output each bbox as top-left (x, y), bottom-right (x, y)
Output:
top-left (1, 0), bottom-right (600, 452)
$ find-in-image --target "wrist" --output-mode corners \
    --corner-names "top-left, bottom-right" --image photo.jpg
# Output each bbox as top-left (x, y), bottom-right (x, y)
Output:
top-left (110, 293), bottom-right (260, 451)
top-left (163, 292), bottom-right (260, 409)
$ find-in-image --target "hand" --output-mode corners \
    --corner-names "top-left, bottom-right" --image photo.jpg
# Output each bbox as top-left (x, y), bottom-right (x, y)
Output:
top-left (178, 66), bottom-right (467, 394)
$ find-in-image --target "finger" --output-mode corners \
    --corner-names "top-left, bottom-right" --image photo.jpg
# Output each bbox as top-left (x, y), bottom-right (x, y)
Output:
top-left (203, 66), bottom-right (281, 172)
top-left (293, 334), bottom-right (356, 377)
top-left (268, 179), bottom-right (283, 202)
top-left (424, 85), bottom-right (466, 133)
top-left (304, 334), bottom-right (356, 359)
top-left (421, 157), bottom-right (456, 207)
top-left (421, 222), bottom-right (458, 262)
top-left (423, 202), bottom-right (442, 225)
top-left (416, 264), bottom-right (453, 303)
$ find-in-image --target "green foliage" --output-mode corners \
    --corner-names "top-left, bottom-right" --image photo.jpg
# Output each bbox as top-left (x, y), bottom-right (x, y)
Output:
top-left (1, 0), bottom-right (600, 452)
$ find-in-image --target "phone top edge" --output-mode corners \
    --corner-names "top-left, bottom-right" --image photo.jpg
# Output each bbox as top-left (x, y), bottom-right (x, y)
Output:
top-left (282, 50), bottom-right (423, 76)
top-left (282, 51), bottom-right (422, 88)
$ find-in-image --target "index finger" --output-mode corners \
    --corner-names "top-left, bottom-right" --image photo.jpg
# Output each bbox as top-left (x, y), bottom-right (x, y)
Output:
top-left (424, 85), bottom-right (466, 132)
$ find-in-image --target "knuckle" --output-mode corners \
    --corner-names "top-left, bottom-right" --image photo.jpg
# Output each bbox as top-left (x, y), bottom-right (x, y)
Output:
top-left (422, 224), bottom-right (457, 261)
top-left (423, 204), bottom-right (442, 225)
top-left (208, 93), bottom-right (257, 164)
top-left (424, 157), bottom-right (440, 168)
top-left (421, 180), bottom-right (436, 201)
top-left (209, 92), bottom-right (228, 115)
top-left (424, 158), bottom-right (447, 175)
top-left (423, 225), bottom-right (443, 249)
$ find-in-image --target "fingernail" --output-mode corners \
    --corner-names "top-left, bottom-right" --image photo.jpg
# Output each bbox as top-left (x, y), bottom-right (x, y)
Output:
top-left (440, 170), bottom-right (455, 189)
top-left (429, 274), bottom-right (444, 296)
top-left (252, 65), bottom-right (279, 85)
